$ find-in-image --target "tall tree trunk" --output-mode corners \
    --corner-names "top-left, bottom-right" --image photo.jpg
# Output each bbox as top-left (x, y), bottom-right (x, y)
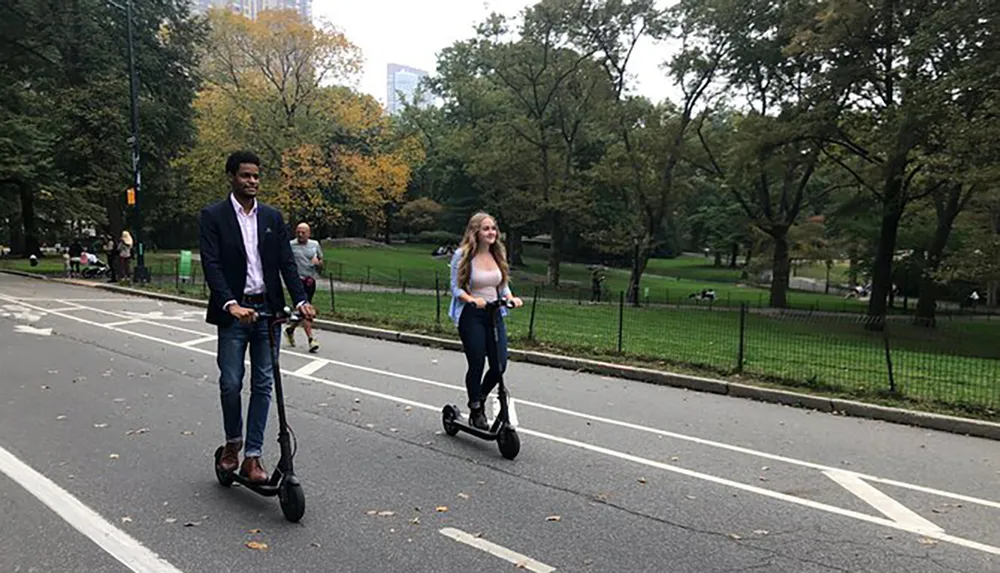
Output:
top-left (104, 195), bottom-right (124, 239)
top-left (741, 243), bottom-right (753, 280)
top-left (728, 242), bottom-right (738, 268)
top-left (866, 207), bottom-right (904, 329)
top-left (713, 250), bottom-right (722, 267)
top-left (546, 216), bottom-right (562, 286)
top-left (626, 241), bottom-right (650, 305)
top-left (769, 230), bottom-right (791, 308)
top-left (19, 184), bottom-right (39, 257)
top-left (507, 229), bottom-right (524, 268)
top-left (914, 188), bottom-right (964, 327)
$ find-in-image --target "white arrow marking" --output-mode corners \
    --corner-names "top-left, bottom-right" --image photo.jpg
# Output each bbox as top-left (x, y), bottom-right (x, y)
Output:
top-left (825, 469), bottom-right (943, 534)
top-left (14, 325), bottom-right (52, 336)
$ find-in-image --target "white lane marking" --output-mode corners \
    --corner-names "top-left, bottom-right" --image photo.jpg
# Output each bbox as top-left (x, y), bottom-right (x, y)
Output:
top-left (293, 359), bottom-right (329, 377)
top-left (180, 335), bottom-right (217, 347)
top-left (14, 325), bottom-right (52, 336)
top-left (824, 469), bottom-right (943, 534)
top-left (49, 306), bottom-right (86, 312)
top-left (296, 359), bottom-right (1000, 511)
top-left (439, 528), bottom-right (555, 573)
top-left (23, 296), bottom-right (1000, 511)
top-left (7, 298), bottom-right (138, 302)
top-left (106, 319), bottom-right (143, 327)
top-left (54, 300), bottom-right (206, 336)
top-left (5, 294), bottom-right (1000, 557)
top-left (0, 444), bottom-right (184, 573)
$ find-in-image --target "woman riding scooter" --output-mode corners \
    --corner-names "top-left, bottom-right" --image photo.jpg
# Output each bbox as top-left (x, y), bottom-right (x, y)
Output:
top-left (448, 212), bottom-right (523, 430)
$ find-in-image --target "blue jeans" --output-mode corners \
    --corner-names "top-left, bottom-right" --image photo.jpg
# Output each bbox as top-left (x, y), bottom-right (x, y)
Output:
top-left (457, 305), bottom-right (508, 409)
top-left (216, 301), bottom-right (273, 458)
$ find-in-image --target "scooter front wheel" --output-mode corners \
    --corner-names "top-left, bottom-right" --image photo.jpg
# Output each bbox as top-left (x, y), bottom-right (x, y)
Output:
top-left (497, 427), bottom-right (520, 460)
top-left (279, 479), bottom-right (305, 522)
top-left (213, 446), bottom-right (234, 487)
top-left (442, 405), bottom-right (460, 436)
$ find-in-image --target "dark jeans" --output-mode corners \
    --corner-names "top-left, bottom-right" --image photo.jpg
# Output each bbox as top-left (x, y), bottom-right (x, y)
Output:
top-left (458, 305), bottom-right (508, 409)
top-left (216, 299), bottom-right (273, 457)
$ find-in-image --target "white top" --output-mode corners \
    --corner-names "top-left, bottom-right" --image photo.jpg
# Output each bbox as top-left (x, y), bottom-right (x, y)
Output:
top-left (469, 264), bottom-right (502, 302)
top-left (230, 193), bottom-right (264, 295)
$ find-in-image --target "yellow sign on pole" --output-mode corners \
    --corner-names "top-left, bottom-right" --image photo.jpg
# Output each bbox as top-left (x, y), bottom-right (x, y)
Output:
top-left (126, 187), bottom-right (135, 206)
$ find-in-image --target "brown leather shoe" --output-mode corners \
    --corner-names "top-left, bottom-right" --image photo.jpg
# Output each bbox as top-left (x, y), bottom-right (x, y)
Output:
top-left (218, 441), bottom-right (241, 473)
top-left (240, 456), bottom-right (268, 483)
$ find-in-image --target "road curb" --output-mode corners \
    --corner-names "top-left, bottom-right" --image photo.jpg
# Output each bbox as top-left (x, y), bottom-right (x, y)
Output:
top-left (4, 269), bottom-right (1000, 441)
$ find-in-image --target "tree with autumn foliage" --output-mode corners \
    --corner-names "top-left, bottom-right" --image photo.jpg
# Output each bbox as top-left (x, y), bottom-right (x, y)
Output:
top-left (175, 9), bottom-right (423, 239)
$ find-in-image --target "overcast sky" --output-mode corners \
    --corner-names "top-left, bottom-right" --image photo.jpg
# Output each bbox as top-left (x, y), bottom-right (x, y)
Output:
top-left (311, 0), bottom-right (683, 107)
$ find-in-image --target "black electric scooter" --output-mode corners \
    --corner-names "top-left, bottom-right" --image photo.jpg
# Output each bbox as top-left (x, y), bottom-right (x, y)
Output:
top-left (441, 298), bottom-right (520, 460)
top-left (213, 306), bottom-right (305, 522)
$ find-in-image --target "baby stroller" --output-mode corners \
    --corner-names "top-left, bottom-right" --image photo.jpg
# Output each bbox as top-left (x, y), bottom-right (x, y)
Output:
top-left (81, 254), bottom-right (111, 279)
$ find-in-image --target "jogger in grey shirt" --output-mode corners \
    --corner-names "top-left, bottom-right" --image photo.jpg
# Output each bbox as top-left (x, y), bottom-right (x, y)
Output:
top-left (286, 222), bottom-right (323, 352)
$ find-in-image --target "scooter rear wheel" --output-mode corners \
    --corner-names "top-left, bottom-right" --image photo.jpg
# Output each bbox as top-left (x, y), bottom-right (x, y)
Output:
top-left (497, 427), bottom-right (520, 460)
top-left (279, 480), bottom-right (305, 522)
top-left (213, 446), bottom-right (234, 487)
top-left (442, 405), bottom-right (460, 436)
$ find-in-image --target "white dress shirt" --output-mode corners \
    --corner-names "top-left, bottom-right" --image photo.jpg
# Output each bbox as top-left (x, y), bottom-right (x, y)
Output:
top-left (223, 194), bottom-right (264, 312)
top-left (231, 193), bottom-right (264, 295)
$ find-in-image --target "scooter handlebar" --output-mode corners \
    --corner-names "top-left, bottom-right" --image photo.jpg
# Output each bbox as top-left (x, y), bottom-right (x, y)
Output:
top-left (255, 306), bottom-right (301, 323)
top-left (482, 298), bottom-right (517, 310)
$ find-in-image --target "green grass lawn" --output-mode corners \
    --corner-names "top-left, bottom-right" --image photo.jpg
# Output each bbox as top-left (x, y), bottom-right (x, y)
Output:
top-left (148, 277), bottom-right (998, 419)
top-left (0, 244), bottom-right (950, 316)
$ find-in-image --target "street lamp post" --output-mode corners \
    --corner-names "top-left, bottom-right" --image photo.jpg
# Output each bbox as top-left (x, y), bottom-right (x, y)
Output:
top-left (109, 0), bottom-right (149, 283)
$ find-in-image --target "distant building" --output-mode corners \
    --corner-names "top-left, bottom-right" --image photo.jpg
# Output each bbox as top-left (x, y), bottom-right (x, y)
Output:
top-left (386, 64), bottom-right (430, 115)
top-left (191, 0), bottom-right (311, 21)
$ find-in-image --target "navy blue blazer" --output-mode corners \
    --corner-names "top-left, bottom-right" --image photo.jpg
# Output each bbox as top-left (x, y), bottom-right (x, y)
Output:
top-left (198, 196), bottom-right (307, 326)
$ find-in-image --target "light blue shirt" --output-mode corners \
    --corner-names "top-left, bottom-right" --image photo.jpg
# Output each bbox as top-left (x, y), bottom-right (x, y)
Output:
top-left (448, 248), bottom-right (512, 326)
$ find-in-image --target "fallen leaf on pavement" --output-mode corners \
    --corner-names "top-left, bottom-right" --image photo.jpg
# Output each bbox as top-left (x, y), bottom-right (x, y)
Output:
top-left (310, 542), bottom-right (321, 548)
top-left (113, 398), bottom-right (125, 403)
top-left (685, 495), bottom-right (697, 500)
top-left (41, 385), bottom-right (50, 390)
top-left (184, 521), bottom-right (201, 527)
top-left (753, 530), bottom-right (769, 536)
top-left (436, 506), bottom-right (448, 513)
top-left (165, 518), bottom-right (177, 524)
top-left (637, 477), bottom-right (647, 484)
top-left (317, 403), bottom-right (328, 407)
top-left (121, 516), bottom-right (133, 524)
top-left (125, 428), bottom-right (149, 436)
top-left (377, 511), bottom-right (395, 517)
top-left (94, 423), bottom-right (108, 428)
top-left (546, 515), bottom-right (561, 522)
top-left (404, 406), bottom-right (413, 412)
top-left (457, 493), bottom-right (469, 500)
top-left (516, 560), bottom-right (528, 569)
top-left (181, 431), bottom-right (194, 436)
top-left (670, 456), bottom-right (679, 462)
top-left (728, 533), bottom-right (742, 540)
top-left (109, 454), bottom-right (120, 459)
top-left (411, 517), bottom-right (420, 525)
top-left (248, 529), bottom-right (262, 534)
top-left (354, 398), bottom-right (361, 403)
top-left (919, 538), bottom-right (938, 546)
top-left (245, 541), bottom-right (268, 551)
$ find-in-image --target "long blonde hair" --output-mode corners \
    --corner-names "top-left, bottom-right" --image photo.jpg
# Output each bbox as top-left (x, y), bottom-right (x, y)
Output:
top-left (457, 211), bottom-right (510, 291)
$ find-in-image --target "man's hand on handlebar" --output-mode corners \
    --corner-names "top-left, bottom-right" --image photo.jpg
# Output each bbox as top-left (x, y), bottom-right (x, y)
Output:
top-left (228, 304), bottom-right (258, 325)
top-left (298, 302), bottom-right (317, 321)
top-left (507, 296), bottom-right (524, 308)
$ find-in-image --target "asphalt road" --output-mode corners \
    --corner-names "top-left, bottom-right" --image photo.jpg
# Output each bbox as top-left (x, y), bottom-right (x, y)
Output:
top-left (0, 273), bottom-right (997, 573)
